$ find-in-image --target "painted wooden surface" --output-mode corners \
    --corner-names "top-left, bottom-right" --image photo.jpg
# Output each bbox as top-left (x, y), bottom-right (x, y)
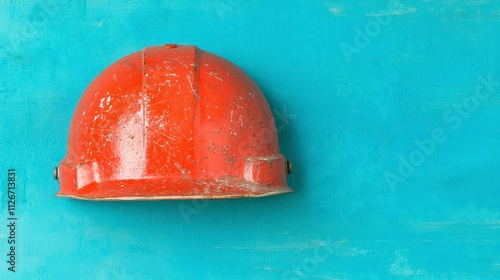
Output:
top-left (1, 0), bottom-right (500, 279)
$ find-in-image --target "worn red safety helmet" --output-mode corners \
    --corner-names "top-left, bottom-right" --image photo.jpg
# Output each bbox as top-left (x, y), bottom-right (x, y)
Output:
top-left (55, 44), bottom-right (292, 200)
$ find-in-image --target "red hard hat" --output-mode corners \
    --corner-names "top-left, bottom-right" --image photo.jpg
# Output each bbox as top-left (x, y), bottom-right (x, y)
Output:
top-left (55, 44), bottom-right (292, 200)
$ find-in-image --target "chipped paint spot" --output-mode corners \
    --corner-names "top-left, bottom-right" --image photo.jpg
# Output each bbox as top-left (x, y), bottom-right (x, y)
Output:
top-left (175, 162), bottom-right (190, 178)
top-left (99, 96), bottom-right (111, 108)
top-left (389, 250), bottom-right (425, 276)
top-left (328, 6), bottom-right (345, 16)
top-left (115, 109), bottom-right (146, 179)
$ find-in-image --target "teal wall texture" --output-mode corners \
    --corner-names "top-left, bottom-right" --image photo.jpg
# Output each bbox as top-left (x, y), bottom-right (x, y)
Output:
top-left (0, 0), bottom-right (500, 279)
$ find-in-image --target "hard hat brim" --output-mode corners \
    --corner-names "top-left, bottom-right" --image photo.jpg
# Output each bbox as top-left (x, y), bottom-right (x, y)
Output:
top-left (56, 178), bottom-right (292, 200)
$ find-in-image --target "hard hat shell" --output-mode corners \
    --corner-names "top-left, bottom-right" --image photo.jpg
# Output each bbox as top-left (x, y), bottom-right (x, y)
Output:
top-left (56, 44), bottom-right (292, 200)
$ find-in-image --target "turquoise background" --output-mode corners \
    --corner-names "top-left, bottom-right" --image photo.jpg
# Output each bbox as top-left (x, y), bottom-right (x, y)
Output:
top-left (1, 0), bottom-right (500, 279)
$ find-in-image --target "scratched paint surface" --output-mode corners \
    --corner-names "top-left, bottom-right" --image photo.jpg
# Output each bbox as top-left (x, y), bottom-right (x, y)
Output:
top-left (0, 0), bottom-right (500, 279)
